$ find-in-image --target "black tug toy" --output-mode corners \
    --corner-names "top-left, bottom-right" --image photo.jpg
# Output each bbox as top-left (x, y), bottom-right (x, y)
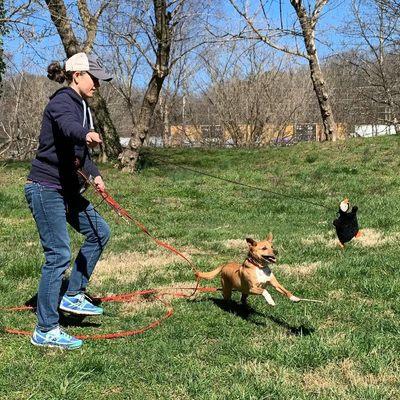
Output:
top-left (333, 198), bottom-right (361, 248)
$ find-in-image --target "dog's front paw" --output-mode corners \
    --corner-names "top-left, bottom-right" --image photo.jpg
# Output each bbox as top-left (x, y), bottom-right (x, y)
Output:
top-left (290, 295), bottom-right (301, 303)
top-left (262, 290), bottom-right (276, 306)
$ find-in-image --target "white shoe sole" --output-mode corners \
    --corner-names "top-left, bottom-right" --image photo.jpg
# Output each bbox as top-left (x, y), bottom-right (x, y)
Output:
top-left (30, 337), bottom-right (82, 350)
top-left (59, 304), bottom-right (103, 316)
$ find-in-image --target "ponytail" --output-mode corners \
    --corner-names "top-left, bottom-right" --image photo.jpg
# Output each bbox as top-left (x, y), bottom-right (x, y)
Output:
top-left (47, 61), bottom-right (73, 84)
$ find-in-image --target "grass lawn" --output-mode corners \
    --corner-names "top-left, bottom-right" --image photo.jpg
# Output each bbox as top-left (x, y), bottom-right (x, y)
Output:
top-left (0, 136), bottom-right (399, 399)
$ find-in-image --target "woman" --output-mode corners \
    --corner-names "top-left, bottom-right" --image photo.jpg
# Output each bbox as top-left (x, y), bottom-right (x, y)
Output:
top-left (25, 53), bottom-right (112, 349)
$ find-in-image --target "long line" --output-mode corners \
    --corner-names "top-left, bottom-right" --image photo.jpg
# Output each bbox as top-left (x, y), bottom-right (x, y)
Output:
top-left (150, 154), bottom-right (334, 211)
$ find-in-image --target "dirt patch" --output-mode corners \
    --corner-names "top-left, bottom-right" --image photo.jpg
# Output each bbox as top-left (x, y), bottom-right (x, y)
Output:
top-left (384, 231), bottom-right (400, 243)
top-left (92, 250), bottom-right (190, 285)
top-left (328, 289), bottom-right (345, 300)
top-left (302, 363), bottom-right (338, 391)
top-left (353, 228), bottom-right (400, 247)
top-left (302, 228), bottom-right (393, 248)
top-left (223, 239), bottom-right (247, 250)
top-left (119, 298), bottom-right (158, 315)
top-left (353, 228), bottom-right (385, 247)
top-left (105, 280), bottom-right (198, 315)
top-left (145, 280), bottom-right (200, 300)
top-left (0, 217), bottom-right (31, 226)
top-left (302, 358), bottom-right (398, 393)
top-left (340, 358), bottom-right (398, 387)
top-left (279, 261), bottom-right (323, 277)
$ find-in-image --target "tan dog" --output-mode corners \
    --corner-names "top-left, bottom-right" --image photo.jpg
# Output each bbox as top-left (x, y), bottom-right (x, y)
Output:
top-left (195, 234), bottom-right (300, 306)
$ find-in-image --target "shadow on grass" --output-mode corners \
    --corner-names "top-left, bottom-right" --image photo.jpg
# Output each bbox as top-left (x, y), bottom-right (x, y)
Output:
top-left (207, 297), bottom-right (315, 336)
top-left (24, 278), bottom-right (103, 310)
top-left (23, 279), bottom-right (103, 329)
top-left (59, 312), bottom-right (101, 328)
top-left (209, 298), bottom-right (265, 325)
top-left (266, 315), bottom-right (315, 336)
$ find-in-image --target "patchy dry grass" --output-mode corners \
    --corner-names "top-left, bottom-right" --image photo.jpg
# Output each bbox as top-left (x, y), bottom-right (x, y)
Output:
top-left (222, 238), bottom-right (248, 250)
top-left (301, 228), bottom-right (400, 249)
top-left (302, 359), bottom-right (398, 394)
top-left (2, 139), bottom-right (400, 399)
top-left (0, 216), bottom-right (31, 226)
top-left (92, 249), bottom-right (187, 285)
top-left (328, 289), bottom-right (345, 300)
top-left (300, 233), bottom-right (338, 248)
top-left (353, 228), bottom-right (385, 247)
top-left (279, 261), bottom-right (323, 277)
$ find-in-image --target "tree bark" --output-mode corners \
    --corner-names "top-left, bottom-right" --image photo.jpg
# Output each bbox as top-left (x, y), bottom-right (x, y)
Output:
top-left (290, 0), bottom-right (337, 141)
top-left (90, 94), bottom-right (122, 161)
top-left (119, 0), bottom-right (171, 172)
top-left (119, 72), bottom-right (167, 170)
top-left (159, 93), bottom-right (171, 146)
top-left (0, 0), bottom-right (8, 94)
top-left (45, 0), bottom-right (122, 158)
top-left (45, 0), bottom-right (81, 55)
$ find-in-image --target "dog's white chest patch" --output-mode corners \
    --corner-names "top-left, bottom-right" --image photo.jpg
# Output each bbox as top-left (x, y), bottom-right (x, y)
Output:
top-left (256, 267), bottom-right (272, 284)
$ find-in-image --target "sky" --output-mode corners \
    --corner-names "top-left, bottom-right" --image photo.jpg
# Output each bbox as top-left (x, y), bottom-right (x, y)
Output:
top-left (3, 0), bottom-right (354, 80)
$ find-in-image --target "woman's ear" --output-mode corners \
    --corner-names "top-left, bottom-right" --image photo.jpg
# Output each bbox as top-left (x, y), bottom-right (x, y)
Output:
top-left (72, 71), bottom-right (81, 84)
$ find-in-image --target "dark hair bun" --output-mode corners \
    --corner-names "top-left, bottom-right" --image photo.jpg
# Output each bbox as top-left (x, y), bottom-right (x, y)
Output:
top-left (47, 61), bottom-right (66, 83)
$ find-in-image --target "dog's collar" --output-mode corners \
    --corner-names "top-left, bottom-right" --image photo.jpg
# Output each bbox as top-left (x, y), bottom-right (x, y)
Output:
top-left (244, 257), bottom-right (267, 269)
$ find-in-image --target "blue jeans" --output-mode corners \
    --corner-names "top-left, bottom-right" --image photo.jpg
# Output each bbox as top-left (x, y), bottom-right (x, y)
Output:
top-left (24, 182), bottom-right (110, 331)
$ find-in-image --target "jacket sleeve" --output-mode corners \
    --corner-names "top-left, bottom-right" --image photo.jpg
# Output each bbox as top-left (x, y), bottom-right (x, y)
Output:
top-left (48, 94), bottom-right (89, 143)
top-left (82, 151), bottom-right (101, 178)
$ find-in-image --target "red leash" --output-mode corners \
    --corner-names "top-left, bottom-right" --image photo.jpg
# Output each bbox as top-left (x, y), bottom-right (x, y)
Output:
top-left (77, 170), bottom-right (199, 276)
top-left (1, 171), bottom-right (210, 339)
top-left (1, 287), bottom-right (218, 340)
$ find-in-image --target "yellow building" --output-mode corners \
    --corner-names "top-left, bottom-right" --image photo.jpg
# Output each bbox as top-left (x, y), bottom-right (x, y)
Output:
top-left (169, 123), bottom-right (348, 146)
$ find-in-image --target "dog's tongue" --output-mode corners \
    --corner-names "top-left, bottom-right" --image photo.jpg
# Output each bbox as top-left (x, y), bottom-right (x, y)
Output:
top-left (263, 256), bottom-right (276, 263)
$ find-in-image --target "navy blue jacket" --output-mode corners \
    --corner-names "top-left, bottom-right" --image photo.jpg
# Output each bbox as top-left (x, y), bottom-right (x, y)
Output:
top-left (28, 87), bottom-right (100, 191)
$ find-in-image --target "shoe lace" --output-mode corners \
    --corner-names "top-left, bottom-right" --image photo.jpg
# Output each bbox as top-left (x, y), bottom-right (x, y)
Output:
top-left (69, 293), bottom-right (97, 308)
top-left (46, 327), bottom-right (72, 341)
top-left (74, 293), bottom-right (86, 305)
top-left (81, 293), bottom-right (97, 307)
top-left (59, 329), bottom-right (74, 341)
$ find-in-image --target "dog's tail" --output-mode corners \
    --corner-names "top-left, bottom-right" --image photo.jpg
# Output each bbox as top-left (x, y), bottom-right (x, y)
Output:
top-left (195, 264), bottom-right (224, 281)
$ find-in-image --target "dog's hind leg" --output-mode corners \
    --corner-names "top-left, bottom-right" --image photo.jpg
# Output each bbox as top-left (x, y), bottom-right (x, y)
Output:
top-left (221, 278), bottom-right (233, 301)
top-left (241, 293), bottom-right (249, 305)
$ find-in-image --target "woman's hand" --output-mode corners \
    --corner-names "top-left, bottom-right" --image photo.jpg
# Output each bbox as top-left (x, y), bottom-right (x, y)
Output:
top-left (94, 175), bottom-right (105, 192)
top-left (86, 131), bottom-right (102, 148)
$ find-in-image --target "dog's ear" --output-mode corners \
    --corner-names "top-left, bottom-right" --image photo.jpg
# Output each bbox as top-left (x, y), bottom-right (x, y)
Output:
top-left (266, 232), bottom-right (273, 242)
top-left (246, 238), bottom-right (257, 247)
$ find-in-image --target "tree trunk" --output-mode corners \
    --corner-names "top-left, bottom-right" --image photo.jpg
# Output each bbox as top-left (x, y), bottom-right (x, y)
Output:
top-left (308, 53), bottom-right (337, 141)
top-left (45, 0), bottom-right (81, 55)
top-left (291, 0), bottom-right (337, 141)
top-left (0, 0), bottom-right (8, 94)
top-left (159, 93), bottom-right (171, 146)
top-left (90, 93), bottom-right (122, 161)
top-left (45, 0), bottom-right (121, 159)
top-left (119, 0), bottom-right (171, 172)
top-left (119, 73), bottom-right (166, 170)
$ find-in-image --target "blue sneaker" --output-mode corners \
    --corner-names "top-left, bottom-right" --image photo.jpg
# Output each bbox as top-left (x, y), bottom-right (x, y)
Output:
top-left (59, 293), bottom-right (103, 316)
top-left (31, 326), bottom-right (83, 350)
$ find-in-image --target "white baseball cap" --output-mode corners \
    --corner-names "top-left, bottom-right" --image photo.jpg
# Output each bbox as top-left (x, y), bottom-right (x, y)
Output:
top-left (65, 53), bottom-right (113, 81)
